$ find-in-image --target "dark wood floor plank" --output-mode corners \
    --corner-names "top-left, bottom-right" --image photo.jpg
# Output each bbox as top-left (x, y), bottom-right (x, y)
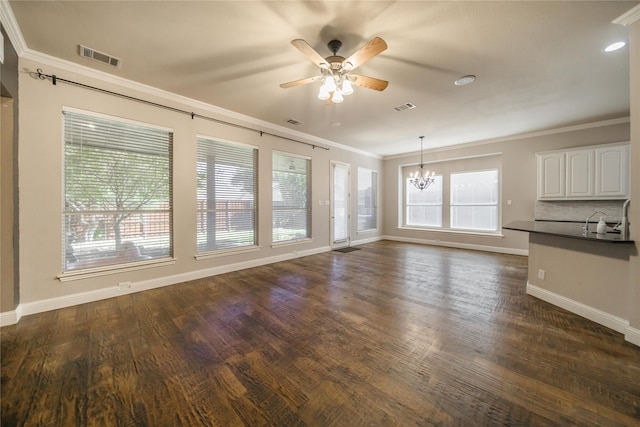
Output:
top-left (3, 241), bottom-right (640, 426)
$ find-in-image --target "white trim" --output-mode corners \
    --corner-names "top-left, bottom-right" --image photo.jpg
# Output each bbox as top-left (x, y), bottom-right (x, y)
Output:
top-left (381, 235), bottom-right (528, 256)
top-left (58, 258), bottom-right (177, 282)
top-left (397, 227), bottom-right (504, 238)
top-left (20, 246), bottom-right (331, 318)
top-left (0, 304), bottom-right (22, 326)
top-left (613, 4), bottom-right (640, 26)
top-left (625, 325), bottom-right (640, 347)
top-left (351, 235), bottom-right (383, 247)
top-left (195, 245), bottom-right (260, 261)
top-left (15, 44), bottom-right (380, 159)
top-left (0, 0), bottom-right (27, 55)
top-left (271, 237), bottom-right (313, 248)
top-left (526, 282), bottom-right (629, 334)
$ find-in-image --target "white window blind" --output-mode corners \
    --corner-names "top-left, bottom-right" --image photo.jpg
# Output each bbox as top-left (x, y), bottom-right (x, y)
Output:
top-left (63, 110), bottom-right (172, 271)
top-left (357, 168), bottom-right (377, 231)
top-left (272, 152), bottom-right (311, 243)
top-left (405, 174), bottom-right (443, 227)
top-left (450, 169), bottom-right (499, 231)
top-left (196, 137), bottom-right (258, 253)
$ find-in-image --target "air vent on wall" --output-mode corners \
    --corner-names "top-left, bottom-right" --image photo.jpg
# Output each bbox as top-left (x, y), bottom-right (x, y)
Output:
top-left (78, 45), bottom-right (122, 68)
top-left (286, 118), bottom-right (303, 125)
top-left (394, 102), bottom-right (416, 112)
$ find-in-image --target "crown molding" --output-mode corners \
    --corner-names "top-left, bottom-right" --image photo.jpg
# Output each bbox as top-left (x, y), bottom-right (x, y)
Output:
top-left (0, 0), bottom-right (26, 54)
top-left (1, 0), bottom-right (379, 159)
top-left (613, 4), bottom-right (640, 26)
top-left (17, 42), bottom-right (380, 159)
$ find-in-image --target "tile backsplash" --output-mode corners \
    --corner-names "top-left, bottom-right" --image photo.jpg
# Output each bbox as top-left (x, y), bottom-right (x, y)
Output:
top-left (535, 200), bottom-right (628, 223)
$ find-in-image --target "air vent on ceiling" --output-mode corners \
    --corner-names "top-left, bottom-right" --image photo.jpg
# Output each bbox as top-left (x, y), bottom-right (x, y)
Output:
top-left (286, 118), bottom-right (303, 125)
top-left (78, 45), bottom-right (122, 68)
top-left (394, 102), bottom-right (416, 112)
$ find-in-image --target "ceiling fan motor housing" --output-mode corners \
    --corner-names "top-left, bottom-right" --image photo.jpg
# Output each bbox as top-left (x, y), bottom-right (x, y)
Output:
top-left (327, 39), bottom-right (342, 54)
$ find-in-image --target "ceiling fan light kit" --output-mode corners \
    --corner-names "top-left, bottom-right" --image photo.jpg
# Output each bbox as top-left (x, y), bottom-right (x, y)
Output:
top-left (281, 36), bottom-right (389, 104)
top-left (409, 136), bottom-right (436, 191)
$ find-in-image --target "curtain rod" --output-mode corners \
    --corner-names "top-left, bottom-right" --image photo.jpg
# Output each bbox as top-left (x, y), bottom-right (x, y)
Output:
top-left (35, 68), bottom-right (329, 151)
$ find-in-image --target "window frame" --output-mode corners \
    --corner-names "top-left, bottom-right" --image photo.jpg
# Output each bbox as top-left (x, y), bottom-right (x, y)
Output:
top-left (272, 151), bottom-right (312, 245)
top-left (357, 167), bottom-right (378, 232)
top-left (195, 136), bottom-right (259, 258)
top-left (59, 107), bottom-right (174, 280)
top-left (399, 157), bottom-right (502, 235)
top-left (403, 173), bottom-right (443, 229)
top-left (449, 168), bottom-right (500, 232)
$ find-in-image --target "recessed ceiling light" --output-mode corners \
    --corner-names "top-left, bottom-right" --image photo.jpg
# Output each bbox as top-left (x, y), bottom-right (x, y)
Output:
top-left (454, 75), bottom-right (476, 86)
top-left (604, 41), bottom-right (626, 52)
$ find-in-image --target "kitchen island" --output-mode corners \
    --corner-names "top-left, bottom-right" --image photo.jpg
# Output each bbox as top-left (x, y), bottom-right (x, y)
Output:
top-left (503, 220), bottom-right (634, 243)
top-left (503, 220), bottom-right (635, 340)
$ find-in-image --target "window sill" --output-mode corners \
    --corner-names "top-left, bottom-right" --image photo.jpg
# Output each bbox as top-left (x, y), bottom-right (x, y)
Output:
top-left (399, 226), bottom-right (504, 238)
top-left (195, 245), bottom-right (260, 260)
top-left (58, 258), bottom-right (176, 282)
top-left (271, 237), bottom-right (313, 248)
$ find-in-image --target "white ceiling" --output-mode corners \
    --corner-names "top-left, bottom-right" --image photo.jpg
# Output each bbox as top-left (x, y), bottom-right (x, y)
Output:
top-left (7, 0), bottom-right (638, 157)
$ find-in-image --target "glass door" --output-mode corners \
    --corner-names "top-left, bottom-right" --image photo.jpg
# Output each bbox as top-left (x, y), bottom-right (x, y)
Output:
top-left (331, 162), bottom-right (350, 249)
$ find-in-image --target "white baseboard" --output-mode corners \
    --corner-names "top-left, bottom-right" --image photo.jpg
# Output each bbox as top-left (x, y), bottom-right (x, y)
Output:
top-left (526, 281), bottom-right (630, 335)
top-left (351, 235), bottom-right (383, 246)
top-left (0, 304), bottom-right (22, 326)
top-left (625, 325), bottom-right (640, 347)
top-left (18, 246), bottom-right (331, 319)
top-left (381, 235), bottom-right (529, 256)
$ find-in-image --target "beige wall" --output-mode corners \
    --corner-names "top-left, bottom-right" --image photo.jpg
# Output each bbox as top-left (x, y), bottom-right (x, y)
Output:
top-left (528, 233), bottom-right (631, 320)
top-left (15, 57), bottom-right (382, 311)
top-left (627, 15), bottom-right (640, 335)
top-left (382, 122), bottom-right (631, 253)
top-left (1, 96), bottom-right (14, 312)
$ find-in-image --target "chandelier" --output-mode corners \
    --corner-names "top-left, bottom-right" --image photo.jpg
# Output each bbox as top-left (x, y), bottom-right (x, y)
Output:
top-left (409, 136), bottom-right (435, 190)
top-left (317, 74), bottom-right (354, 104)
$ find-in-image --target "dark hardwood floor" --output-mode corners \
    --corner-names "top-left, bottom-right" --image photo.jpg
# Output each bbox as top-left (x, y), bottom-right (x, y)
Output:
top-left (2, 241), bottom-right (639, 426)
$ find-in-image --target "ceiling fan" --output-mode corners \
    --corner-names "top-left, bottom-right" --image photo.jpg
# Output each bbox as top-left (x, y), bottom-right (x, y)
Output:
top-left (280, 37), bottom-right (389, 103)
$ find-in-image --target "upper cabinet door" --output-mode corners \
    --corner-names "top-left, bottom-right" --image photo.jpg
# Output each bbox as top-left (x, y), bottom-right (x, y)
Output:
top-left (537, 152), bottom-right (565, 199)
top-left (595, 145), bottom-right (629, 198)
top-left (566, 149), bottom-right (594, 198)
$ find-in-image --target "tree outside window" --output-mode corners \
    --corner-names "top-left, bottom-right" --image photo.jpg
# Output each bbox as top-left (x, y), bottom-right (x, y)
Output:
top-left (63, 110), bottom-right (172, 271)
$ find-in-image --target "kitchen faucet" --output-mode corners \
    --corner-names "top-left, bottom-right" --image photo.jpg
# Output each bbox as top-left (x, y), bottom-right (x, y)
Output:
top-left (584, 211), bottom-right (606, 235)
top-left (621, 199), bottom-right (630, 239)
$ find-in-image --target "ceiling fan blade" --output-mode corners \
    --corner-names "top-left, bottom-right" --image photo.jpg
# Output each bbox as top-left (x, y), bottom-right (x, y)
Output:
top-left (342, 37), bottom-right (387, 70)
top-left (291, 39), bottom-right (330, 69)
top-left (280, 76), bottom-right (321, 89)
top-left (350, 74), bottom-right (389, 91)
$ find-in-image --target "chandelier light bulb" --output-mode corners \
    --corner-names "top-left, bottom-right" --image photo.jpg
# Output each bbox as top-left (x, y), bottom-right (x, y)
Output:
top-left (318, 86), bottom-right (330, 100)
top-left (332, 88), bottom-right (344, 103)
top-left (324, 76), bottom-right (336, 92)
top-left (341, 79), bottom-right (354, 96)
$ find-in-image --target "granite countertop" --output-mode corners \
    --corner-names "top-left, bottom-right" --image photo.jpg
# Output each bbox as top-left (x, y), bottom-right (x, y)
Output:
top-left (503, 220), bottom-right (634, 244)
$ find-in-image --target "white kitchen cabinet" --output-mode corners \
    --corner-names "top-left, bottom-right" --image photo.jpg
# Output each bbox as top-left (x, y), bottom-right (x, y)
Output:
top-left (595, 145), bottom-right (629, 197)
top-left (537, 152), bottom-right (565, 199)
top-left (536, 142), bottom-right (629, 200)
top-left (565, 149), bottom-right (594, 198)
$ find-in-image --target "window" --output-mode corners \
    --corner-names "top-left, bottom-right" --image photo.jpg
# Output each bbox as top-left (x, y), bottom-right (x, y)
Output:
top-left (63, 110), bottom-right (172, 271)
top-left (450, 169), bottom-right (499, 231)
top-left (357, 168), bottom-right (377, 231)
top-left (196, 137), bottom-right (258, 253)
top-left (405, 175), bottom-right (443, 227)
top-left (272, 152), bottom-right (311, 243)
